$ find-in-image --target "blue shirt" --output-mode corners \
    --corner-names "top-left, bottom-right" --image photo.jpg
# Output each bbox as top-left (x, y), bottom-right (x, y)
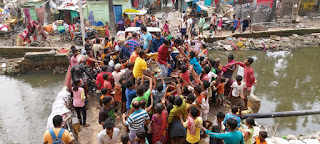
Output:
top-left (233, 19), bottom-right (238, 28)
top-left (205, 129), bottom-right (244, 144)
top-left (125, 88), bottom-right (137, 110)
top-left (143, 32), bottom-right (152, 50)
top-left (127, 39), bottom-right (140, 55)
top-left (189, 57), bottom-right (202, 75)
top-left (223, 113), bottom-right (241, 130)
top-left (151, 37), bottom-right (165, 52)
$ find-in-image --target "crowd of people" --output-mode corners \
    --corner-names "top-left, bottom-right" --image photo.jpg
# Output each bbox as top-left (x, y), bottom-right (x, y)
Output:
top-left (43, 19), bottom-right (265, 144)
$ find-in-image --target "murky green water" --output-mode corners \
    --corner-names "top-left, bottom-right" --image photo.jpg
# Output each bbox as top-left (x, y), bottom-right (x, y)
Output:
top-left (0, 72), bottom-right (64, 143)
top-left (0, 47), bottom-right (319, 143)
top-left (208, 47), bottom-right (320, 136)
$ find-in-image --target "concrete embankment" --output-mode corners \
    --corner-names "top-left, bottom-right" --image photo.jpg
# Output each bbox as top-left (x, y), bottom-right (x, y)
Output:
top-left (0, 47), bottom-right (68, 75)
top-left (206, 27), bottom-right (320, 42)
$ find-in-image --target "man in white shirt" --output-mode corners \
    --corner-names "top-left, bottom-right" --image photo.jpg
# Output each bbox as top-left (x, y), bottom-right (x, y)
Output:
top-left (97, 119), bottom-right (120, 144)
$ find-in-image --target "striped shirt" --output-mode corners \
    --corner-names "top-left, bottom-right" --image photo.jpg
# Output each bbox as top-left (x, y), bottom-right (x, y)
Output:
top-left (125, 109), bottom-right (149, 131)
top-left (127, 39), bottom-right (140, 55)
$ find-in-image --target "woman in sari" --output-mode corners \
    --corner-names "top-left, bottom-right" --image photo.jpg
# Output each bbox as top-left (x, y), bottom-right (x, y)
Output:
top-left (151, 102), bottom-right (168, 144)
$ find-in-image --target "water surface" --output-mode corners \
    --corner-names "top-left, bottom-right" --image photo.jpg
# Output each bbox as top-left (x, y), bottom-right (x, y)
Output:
top-left (208, 47), bottom-right (320, 136)
top-left (0, 72), bottom-right (64, 143)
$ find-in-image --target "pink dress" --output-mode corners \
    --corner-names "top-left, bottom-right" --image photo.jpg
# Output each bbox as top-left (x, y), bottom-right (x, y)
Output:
top-left (73, 87), bottom-right (85, 107)
top-left (163, 24), bottom-right (169, 33)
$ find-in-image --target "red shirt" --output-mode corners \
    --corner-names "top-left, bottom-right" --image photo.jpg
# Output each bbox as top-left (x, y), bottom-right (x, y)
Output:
top-left (95, 72), bottom-right (111, 90)
top-left (157, 44), bottom-right (170, 65)
top-left (181, 71), bottom-right (190, 86)
top-left (235, 62), bottom-right (255, 88)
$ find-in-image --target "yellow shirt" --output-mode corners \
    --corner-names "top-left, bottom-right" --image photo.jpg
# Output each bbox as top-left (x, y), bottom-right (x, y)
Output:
top-left (183, 117), bottom-right (203, 144)
top-left (43, 128), bottom-right (73, 144)
top-left (133, 57), bottom-right (147, 78)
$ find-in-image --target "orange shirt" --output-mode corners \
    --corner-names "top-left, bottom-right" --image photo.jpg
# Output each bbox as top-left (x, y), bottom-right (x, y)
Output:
top-left (216, 83), bottom-right (225, 95)
top-left (255, 137), bottom-right (268, 144)
top-left (129, 51), bottom-right (139, 63)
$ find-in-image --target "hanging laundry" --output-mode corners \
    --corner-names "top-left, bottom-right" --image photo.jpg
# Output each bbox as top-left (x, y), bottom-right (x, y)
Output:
top-left (23, 8), bottom-right (31, 22)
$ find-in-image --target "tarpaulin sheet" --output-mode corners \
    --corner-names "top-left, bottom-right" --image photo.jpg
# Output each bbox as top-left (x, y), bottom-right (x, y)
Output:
top-left (36, 6), bottom-right (45, 24)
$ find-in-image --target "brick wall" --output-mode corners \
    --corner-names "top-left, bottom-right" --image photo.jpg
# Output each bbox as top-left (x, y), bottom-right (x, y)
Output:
top-left (0, 46), bottom-right (59, 58)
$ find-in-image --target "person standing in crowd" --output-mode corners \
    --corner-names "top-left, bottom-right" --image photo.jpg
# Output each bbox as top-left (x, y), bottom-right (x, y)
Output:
top-left (157, 39), bottom-right (172, 78)
top-left (181, 16), bottom-right (188, 39)
top-left (141, 26), bottom-right (152, 52)
top-left (112, 64), bottom-right (126, 112)
top-left (96, 66), bottom-right (111, 98)
top-left (217, 17), bottom-right (223, 36)
top-left (211, 13), bottom-right (217, 35)
top-left (232, 15), bottom-right (238, 34)
top-left (119, 41), bottom-right (130, 60)
top-left (133, 49), bottom-right (153, 78)
top-left (93, 39), bottom-right (103, 59)
top-left (105, 22), bottom-right (110, 38)
top-left (198, 14), bottom-right (205, 35)
top-left (43, 115), bottom-right (73, 144)
top-left (70, 48), bottom-right (79, 67)
top-left (168, 96), bottom-right (188, 144)
top-left (179, 106), bottom-right (203, 144)
top-left (151, 33), bottom-right (165, 52)
top-left (122, 100), bottom-right (150, 144)
top-left (163, 21), bottom-right (169, 37)
top-left (151, 103), bottom-right (168, 144)
top-left (243, 117), bottom-right (256, 144)
top-left (254, 131), bottom-right (268, 144)
top-left (242, 16), bottom-right (251, 32)
top-left (129, 45), bottom-right (141, 63)
top-left (99, 96), bottom-right (120, 128)
top-left (222, 54), bottom-right (237, 96)
top-left (191, 36), bottom-right (205, 53)
top-left (127, 32), bottom-right (140, 54)
top-left (233, 57), bottom-right (256, 109)
top-left (229, 75), bottom-right (246, 112)
top-left (72, 79), bottom-right (90, 127)
top-left (223, 106), bottom-right (241, 130)
top-left (125, 80), bottom-right (137, 111)
top-left (97, 118), bottom-right (120, 144)
top-left (199, 118), bottom-right (245, 144)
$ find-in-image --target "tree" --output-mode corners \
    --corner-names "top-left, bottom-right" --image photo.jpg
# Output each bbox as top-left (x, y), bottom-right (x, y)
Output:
top-left (108, 0), bottom-right (116, 36)
top-left (269, 0), bottom-right (277, 22)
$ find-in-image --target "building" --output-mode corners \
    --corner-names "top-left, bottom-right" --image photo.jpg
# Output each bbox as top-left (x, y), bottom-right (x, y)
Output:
top-left (83, 0), bottom-right (133, 24)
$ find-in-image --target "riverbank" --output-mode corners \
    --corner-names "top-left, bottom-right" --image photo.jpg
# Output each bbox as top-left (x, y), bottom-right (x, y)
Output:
top-left (206, 32), bottom-right (320, 51)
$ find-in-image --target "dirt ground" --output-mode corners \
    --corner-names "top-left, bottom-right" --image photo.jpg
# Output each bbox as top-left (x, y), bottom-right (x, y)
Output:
top-left (77, 92), bottom-right (229, 144)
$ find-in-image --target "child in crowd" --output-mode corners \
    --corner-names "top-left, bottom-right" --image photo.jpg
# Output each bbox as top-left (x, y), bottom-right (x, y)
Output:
top-left (189, 52), bottom-right (202, 75)
top-left (186, 93), bottom-right (196, 112)
top-left (217, 17), bottom-right (223, 35)
top-left (99, 96), bottom-right (120, 128)
top-left (100, 88), bottom-right (109, 105)
top-left (243, 117), bottom-right (256, 144)
top-left (229, 75), bottom-right (246, 112)
top-left (103, 73), bottom-right (113, 95)
top-left (198, 43), bottom-right (208, 58)
top-left (152, 75), bottom-right (166, 104)
top-left (254, 131), bottom-right (268, 144)
top-left (181, 65), bottom-right (191, 86)
top-left (179, 106), bottom-right (203, 144)
top-left (72, 79), bottom-right (90, 127)
top-left (121, 133), bottom-right (130, 144)
top-left (216, 77), bottom-right (225, 107)
top-left (223, 106), bottom-right (241, 131)
top-left (210, 112), bottom-right (225, 144)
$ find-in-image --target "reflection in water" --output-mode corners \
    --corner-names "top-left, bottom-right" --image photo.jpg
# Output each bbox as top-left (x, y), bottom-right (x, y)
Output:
top-left (0, 72), bottom-right (64, 143)
top-left (208, 47), bottom-right (320, 136)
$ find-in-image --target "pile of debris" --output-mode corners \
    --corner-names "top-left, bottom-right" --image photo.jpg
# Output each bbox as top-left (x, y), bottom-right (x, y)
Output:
top-left (207, 33), bottom-right (320, 51)
top-left (234, 4), bottom-right (271, 23)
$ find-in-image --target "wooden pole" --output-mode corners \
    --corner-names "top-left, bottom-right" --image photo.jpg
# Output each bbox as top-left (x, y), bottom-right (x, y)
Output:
top-left (243, 109), bottom-right (320, 119)
top-left (78, 0), bottom-right (85, 47)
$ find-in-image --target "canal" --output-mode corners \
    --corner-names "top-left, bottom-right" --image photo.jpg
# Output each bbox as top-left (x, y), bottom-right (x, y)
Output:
top-left (0, 47), bottom-right (319, 143)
